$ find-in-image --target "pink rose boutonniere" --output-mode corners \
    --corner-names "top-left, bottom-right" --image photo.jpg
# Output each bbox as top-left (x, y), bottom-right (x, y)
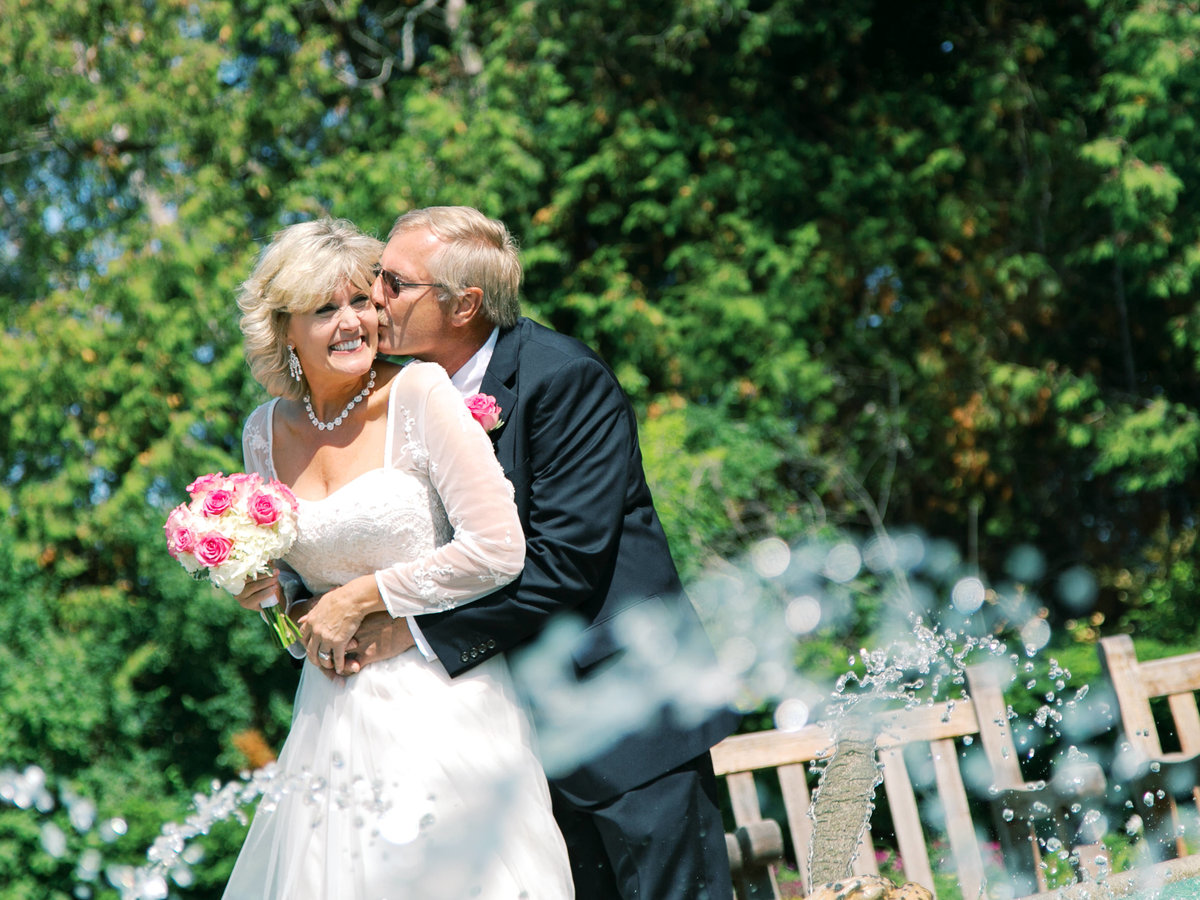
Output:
top-left (465, 393), bottom-right (504, 432)
top-left (164, 471), bottom-right (303, 649)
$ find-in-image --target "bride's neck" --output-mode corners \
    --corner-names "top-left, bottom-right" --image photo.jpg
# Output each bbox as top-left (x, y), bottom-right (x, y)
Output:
top-left (305, 370), bottom-right (374, 419)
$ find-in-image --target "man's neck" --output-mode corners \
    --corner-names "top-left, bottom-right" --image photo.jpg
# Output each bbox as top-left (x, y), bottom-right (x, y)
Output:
top-left (429, 321), bottom-right (496, 377)
top-left (429, 341), bottom-right (484, 378)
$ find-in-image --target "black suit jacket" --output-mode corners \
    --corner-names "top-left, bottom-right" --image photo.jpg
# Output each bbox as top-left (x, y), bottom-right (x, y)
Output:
top-left (418, 318), bottom-right (739, 805)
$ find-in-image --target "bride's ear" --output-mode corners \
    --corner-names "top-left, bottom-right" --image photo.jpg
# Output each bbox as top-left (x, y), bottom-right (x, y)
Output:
top-left (449, 287), bottom-right (484, 326)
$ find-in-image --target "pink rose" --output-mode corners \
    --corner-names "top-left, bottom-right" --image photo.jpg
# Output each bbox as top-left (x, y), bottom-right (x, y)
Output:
top-left (465, 393), bottom-right (503, 432)
top-left (164, 508), bottom-right (197, 558)
top-left (271, 481), bottom-right (299, 511)
top-left (201, 488), bottom-right (235, 517)
top-left (195, 532), bottom-right (234, 567)
top-left (247, 489), bottom-right (281, 526)
top-left (228, 472), bottom-right (262, 496)
top-left (186, 472), bottom-right (226, 497)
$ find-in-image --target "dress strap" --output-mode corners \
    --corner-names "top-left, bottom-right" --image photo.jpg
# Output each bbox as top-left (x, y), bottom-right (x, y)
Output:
top-left (382, 369), bottom-right (405, 468)
top-left (263, 398), bottom-right (280, 480)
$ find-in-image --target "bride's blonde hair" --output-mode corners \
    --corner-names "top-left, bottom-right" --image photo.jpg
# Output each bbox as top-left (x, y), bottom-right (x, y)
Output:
top-left (238, 218), bottom-right (383, 400)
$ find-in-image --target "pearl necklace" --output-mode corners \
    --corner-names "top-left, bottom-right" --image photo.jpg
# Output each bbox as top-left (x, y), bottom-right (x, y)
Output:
top-left (304, 369), bottom-right (376, 431)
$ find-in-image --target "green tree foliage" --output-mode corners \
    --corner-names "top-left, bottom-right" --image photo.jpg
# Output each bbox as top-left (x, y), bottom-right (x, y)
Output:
top-left (3, 1), bottom-right (1199, 895)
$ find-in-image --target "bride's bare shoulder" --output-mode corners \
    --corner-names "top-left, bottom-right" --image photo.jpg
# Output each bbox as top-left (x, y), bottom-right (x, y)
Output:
top-left (264, 398), bottom-right (312, 445)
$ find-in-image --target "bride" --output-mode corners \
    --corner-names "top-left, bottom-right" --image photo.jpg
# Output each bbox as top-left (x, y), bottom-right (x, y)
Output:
top-left (224, 218), bottom-right (573, 899)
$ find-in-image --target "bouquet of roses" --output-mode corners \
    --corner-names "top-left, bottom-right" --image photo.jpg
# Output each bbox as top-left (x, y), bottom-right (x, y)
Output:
top-left (164, 472), bottom-right (304, 649)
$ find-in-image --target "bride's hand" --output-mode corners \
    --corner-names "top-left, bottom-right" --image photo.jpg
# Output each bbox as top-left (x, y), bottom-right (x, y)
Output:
top-left (298, 574), bottom-right (386, 674)
top-left (234, 571), bottom-right (281, 612)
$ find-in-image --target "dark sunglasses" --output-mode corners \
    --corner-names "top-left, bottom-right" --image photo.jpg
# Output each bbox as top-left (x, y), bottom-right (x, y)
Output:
top-left (372, 264), bottom-right (445, 298)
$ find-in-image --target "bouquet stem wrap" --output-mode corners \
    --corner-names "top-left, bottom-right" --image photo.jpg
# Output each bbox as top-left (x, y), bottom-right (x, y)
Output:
top-left (259, 597), bottom-right (305, 650)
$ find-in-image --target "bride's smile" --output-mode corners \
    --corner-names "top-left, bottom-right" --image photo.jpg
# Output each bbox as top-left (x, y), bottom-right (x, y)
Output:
top-left (288, 283), bottom-right (379, 399)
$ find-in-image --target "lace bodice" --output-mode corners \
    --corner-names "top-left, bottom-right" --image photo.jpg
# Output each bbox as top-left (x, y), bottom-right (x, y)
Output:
top-left (284, 468), bottom-right (450, 597)
top-left (240, 361), bottom-right (524, 616)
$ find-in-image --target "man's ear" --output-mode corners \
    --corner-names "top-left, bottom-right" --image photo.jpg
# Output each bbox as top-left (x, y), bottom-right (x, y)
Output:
top-left (449, 286), bottom-right (484, 326)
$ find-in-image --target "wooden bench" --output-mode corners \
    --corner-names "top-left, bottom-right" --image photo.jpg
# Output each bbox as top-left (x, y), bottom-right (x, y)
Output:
top-left (714, 661), bottom-right (1107, 900)
top-left (715, 720), bottom-right (839, 899)
top-left (965, 661), bottom-right (1108, 884)
top-left (1097, 634), bottom-right (1200, 861)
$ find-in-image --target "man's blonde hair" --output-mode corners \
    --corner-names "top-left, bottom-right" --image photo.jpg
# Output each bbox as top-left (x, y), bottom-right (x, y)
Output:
top-left (389, 206), bottom-right (522, 328)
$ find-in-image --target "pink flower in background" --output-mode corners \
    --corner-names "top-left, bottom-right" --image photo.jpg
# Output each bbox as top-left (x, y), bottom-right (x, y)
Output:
top-left (465, 393), bottom-right (503, 432)
top-left (195, 532), bottom-right (233, 567)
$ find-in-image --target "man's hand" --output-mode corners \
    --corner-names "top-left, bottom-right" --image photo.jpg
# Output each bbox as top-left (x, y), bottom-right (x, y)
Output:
top-left (343, 612), bottom-right (416, 674)
top-left (298, 574), bottom-right (384, 675)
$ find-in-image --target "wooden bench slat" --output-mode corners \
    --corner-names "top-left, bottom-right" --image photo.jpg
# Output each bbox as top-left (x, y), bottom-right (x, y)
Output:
top-left (1137, 654), bottom-right (1200, 699)
top-left (875, 700), bottom-right (980, 748)
top-left (727, 770), bottom-right (764, 826)
top-left (851, 826), bottom-right (880, 879)
top-left (879, 744), bottom-right (936, 893)
top-left (966, 661), bottom-right (1029, 791)
top-left (1100, 634), bottom-right (1163, 758)
top-left (712, 726), bottom-right (835, 776)
top-left (1168, 692), bottom-right (1200, 756)
top-left (931, 736), bottom-right (986, 900)
top-left (777, 763), bottom-right (815, 892)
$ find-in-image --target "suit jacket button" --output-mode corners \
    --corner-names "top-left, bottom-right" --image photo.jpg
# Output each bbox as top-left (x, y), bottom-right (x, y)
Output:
top-left (460, 652), bottom-right (470, 663)
top-left (470, 648), bottom-right (478, 659)
top-left (486, 639), bottom-right (496, 649)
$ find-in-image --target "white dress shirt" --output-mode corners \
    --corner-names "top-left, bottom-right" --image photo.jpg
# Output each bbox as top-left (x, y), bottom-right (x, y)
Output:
top-left (448, 326), bottom-right (499, 396)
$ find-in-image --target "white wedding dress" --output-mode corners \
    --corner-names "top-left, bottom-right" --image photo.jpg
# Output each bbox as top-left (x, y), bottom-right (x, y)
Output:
top-left (225, 362), bottom-right (574, 900)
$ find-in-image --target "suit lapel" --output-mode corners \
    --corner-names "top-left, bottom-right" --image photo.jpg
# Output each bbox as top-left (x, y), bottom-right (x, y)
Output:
top-left (480, 322), bottom-right (522, 474)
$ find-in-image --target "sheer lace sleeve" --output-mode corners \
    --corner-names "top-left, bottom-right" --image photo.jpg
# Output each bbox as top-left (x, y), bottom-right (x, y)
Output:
top-left (241, 400), bottom-right (304, 623)
top-left (240, 401), bottom-right (276, 480)
top-left (374, 362), bottom-right (525, 617)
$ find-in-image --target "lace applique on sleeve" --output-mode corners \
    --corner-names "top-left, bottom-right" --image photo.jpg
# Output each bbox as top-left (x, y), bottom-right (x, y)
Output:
top-left (373, 363), bottom-right (525, 616)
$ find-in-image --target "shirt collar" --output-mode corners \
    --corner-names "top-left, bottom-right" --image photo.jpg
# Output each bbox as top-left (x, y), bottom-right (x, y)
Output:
top-left (449, 327), bottom-right (499, 397)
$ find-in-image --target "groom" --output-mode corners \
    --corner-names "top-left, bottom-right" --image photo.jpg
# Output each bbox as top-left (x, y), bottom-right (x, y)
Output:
top-left (351, 206), bottom-right (740, 899)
